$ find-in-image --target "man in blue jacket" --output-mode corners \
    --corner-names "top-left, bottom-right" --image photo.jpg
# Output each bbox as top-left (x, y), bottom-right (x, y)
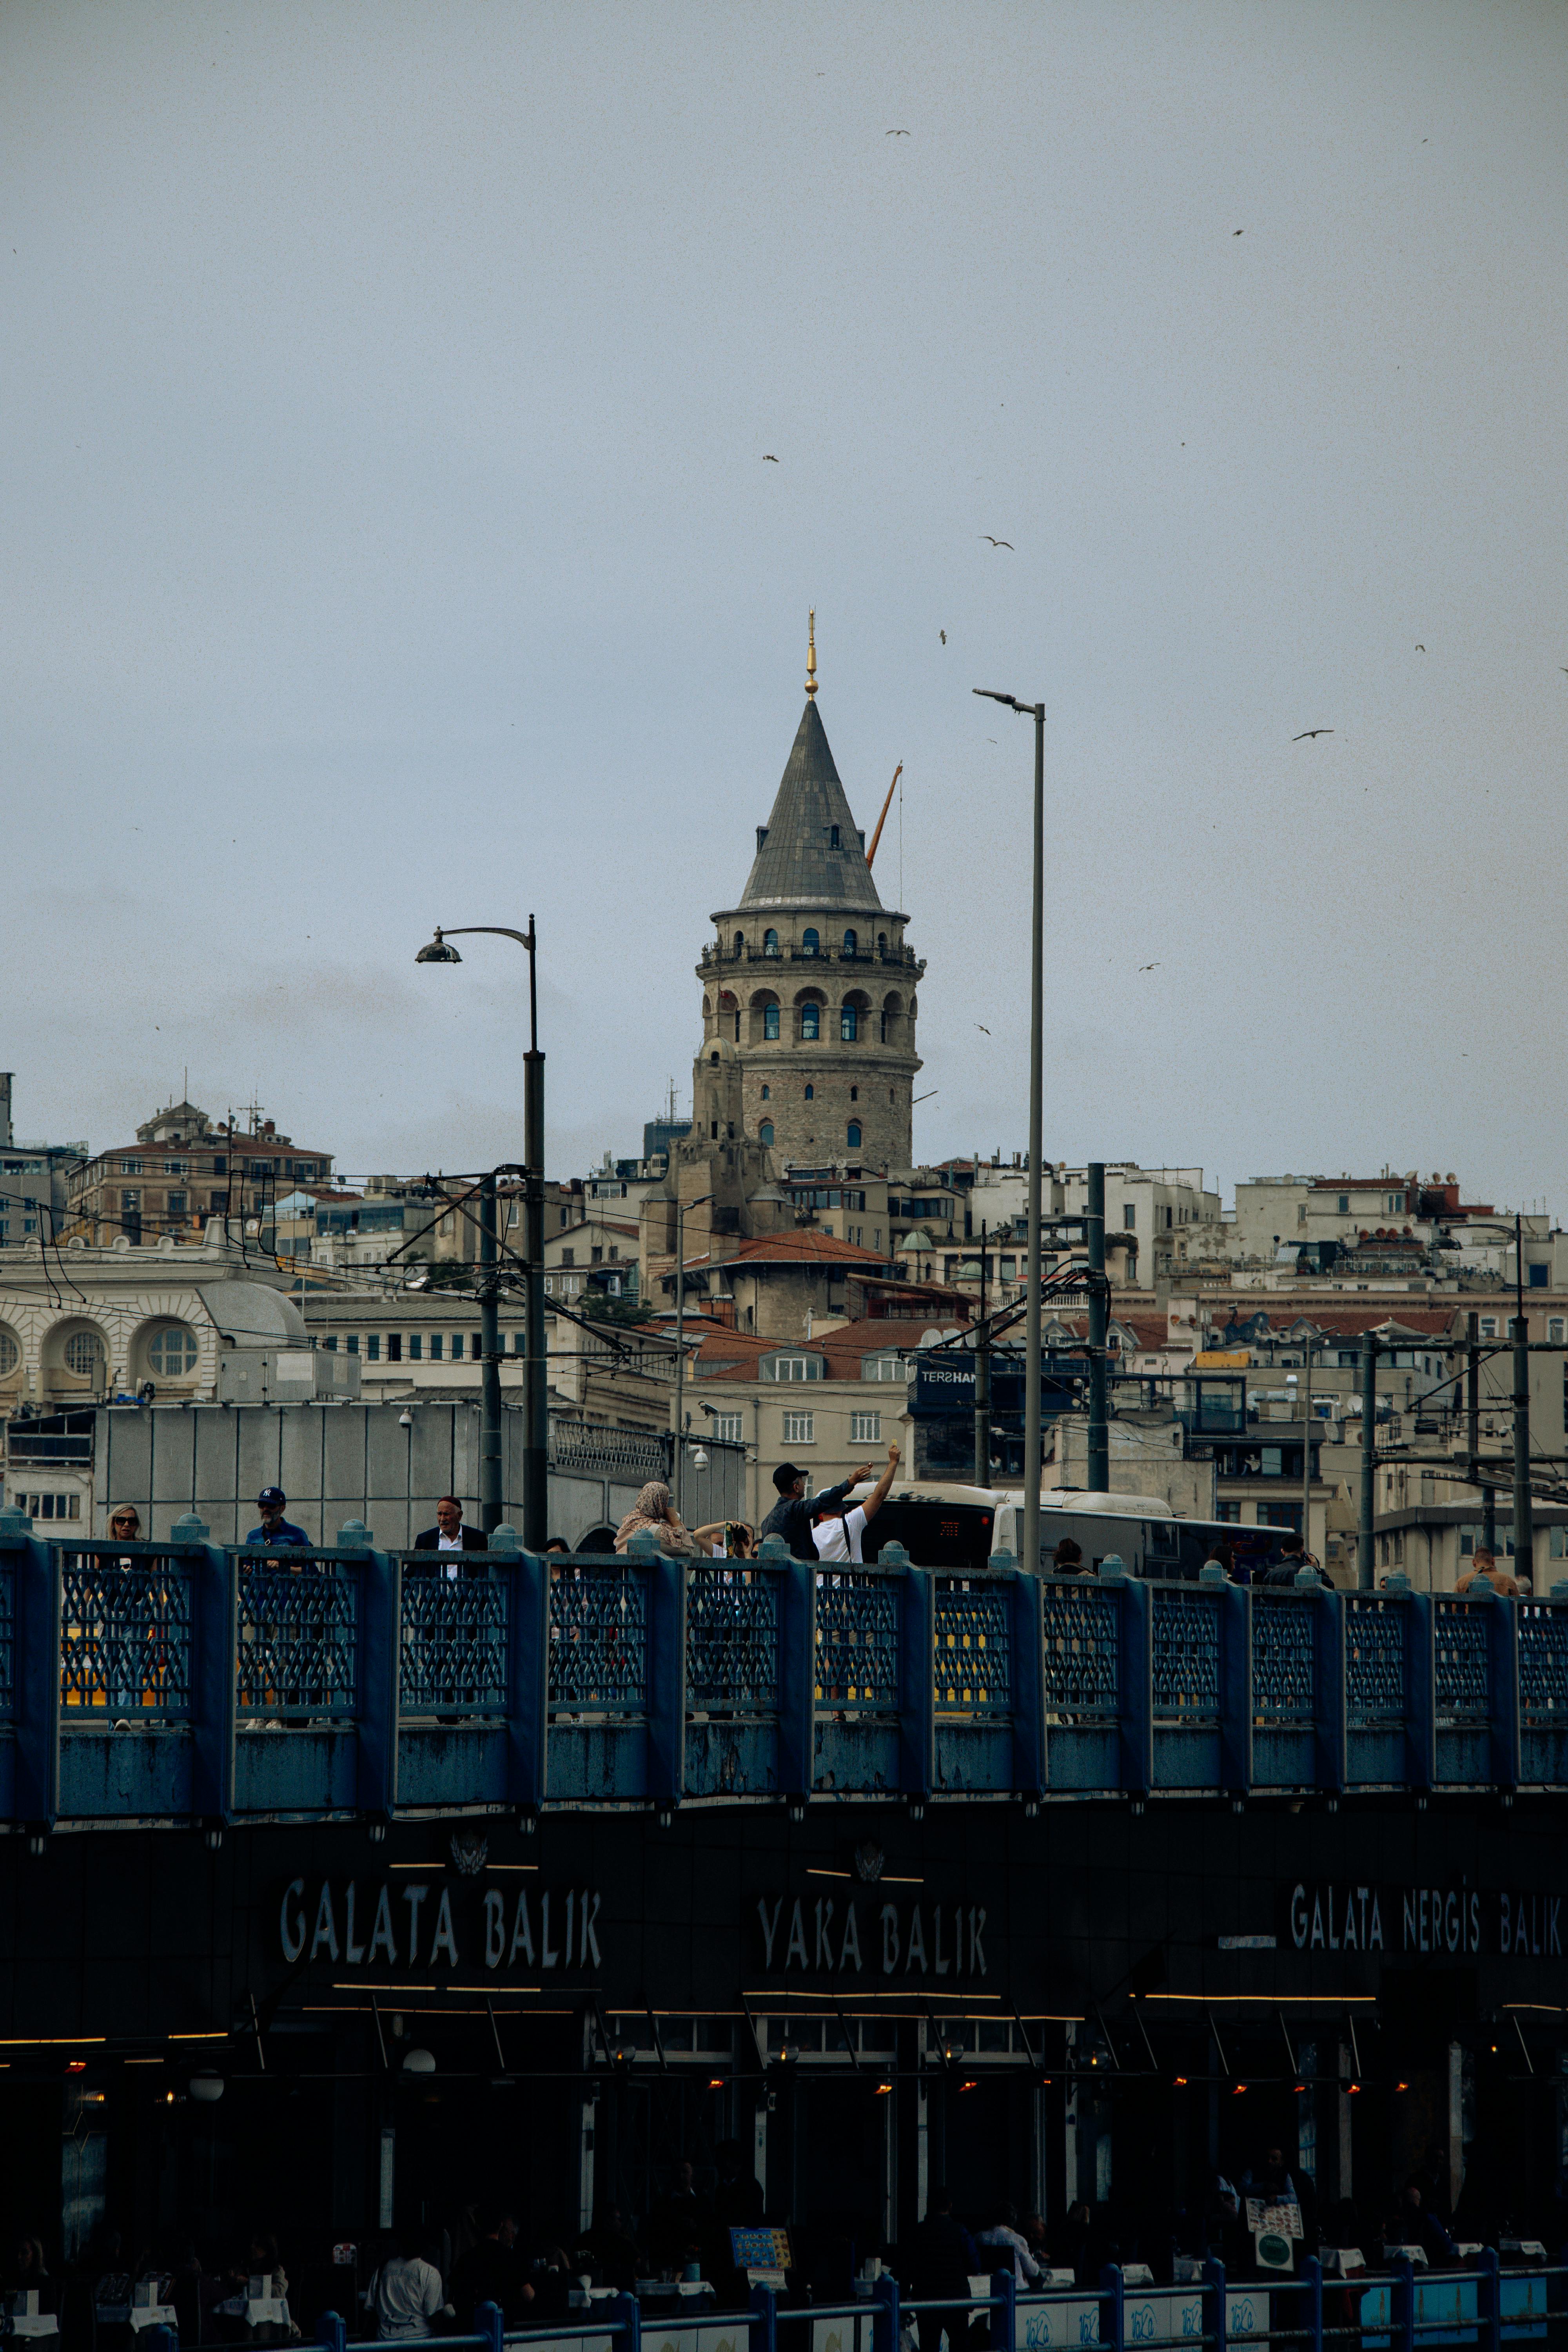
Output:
top-left (758, 1459), bottom-right (875, 1562)
top-left (245, 1486), bottom-right (310, 1546)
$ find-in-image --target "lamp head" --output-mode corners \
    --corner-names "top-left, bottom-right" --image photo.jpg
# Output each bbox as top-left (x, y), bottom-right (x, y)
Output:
top-left (416, 928), bottom-right (463, 964)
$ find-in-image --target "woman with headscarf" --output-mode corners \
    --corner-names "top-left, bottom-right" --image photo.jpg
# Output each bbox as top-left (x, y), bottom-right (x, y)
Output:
top-left (613, 1482), bottom-right (713, 1558)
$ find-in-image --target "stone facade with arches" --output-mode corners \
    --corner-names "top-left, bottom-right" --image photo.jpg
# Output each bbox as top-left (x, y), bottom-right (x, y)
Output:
top-left (696, 692), bottom-right (925, 1172)
top-left (0, 1248), bottom-right (306, 1411)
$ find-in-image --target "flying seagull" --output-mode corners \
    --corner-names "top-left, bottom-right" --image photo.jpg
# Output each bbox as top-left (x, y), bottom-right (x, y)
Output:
top-left (762, 453), bottom-right (779, 462)
top-left (980, 535), bottom-right (1014, 549)
top-left (1415, 644), bottom-right (1425, 652)
top-left (1292, 728), bottom-right (1334, 741)
top-left (975, 1023), bottom-right (991, 1035)
top-left (940, 630), bottom-right (946, 644)
top-left (887, 128), bottom-right (909, 135)
top-left (1233, 228), bottom-right (1243, 236)
top-left (1138, 962), bottom-right (1160, 972)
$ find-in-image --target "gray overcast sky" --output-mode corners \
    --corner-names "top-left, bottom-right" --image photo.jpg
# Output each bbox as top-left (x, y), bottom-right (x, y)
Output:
top-left (5, 4), bottom-right (1566, 1210)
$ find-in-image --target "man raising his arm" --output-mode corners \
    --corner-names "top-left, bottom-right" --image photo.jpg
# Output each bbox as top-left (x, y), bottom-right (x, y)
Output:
top-left (811, 1443), bottom-right (901, 1564)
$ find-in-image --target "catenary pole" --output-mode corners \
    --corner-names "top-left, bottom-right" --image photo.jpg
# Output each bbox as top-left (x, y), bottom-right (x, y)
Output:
top-left (1087, 1163), bottom-right (1109, 1494)
top-left (1359, 1334), bottom-right (1377, 1589)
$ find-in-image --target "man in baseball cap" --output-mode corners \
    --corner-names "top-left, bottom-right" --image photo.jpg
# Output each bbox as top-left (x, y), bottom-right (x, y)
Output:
top-left (246, 1486), bottom-right (310, 1547)
top-left (757, 1457), bottom-right (874, 1563)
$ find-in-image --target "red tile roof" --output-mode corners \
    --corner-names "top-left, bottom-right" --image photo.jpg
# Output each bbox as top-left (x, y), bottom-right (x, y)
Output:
top-left (685, 1231), bottom-right (892, 1272)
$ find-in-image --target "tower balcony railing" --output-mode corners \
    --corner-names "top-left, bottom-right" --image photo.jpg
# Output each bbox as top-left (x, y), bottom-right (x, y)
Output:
top-left (2, 1513), bottom-right (1564, 1829)
top-left (700, 942), bottom-right (922, 972)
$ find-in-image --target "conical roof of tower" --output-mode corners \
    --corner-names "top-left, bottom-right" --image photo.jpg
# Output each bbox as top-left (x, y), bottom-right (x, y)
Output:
top-left (734, 700), bottom-right (885, 912)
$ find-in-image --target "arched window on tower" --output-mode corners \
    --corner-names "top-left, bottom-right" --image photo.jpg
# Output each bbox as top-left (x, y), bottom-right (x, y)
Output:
top-left (847, 1122), bottom-right (862, 1150)
top-left (802, 928), bottom-right (820, 956)
top-left (764, 929), bottom-right (779, 956)
top-left (843, 928), bottom-right (858, 956)
top-left (805, 1085), bottom-right (815, 1101)
top-left (840, 1005), bottom-right (858, 1042)
top-left (800, 1004), bottom-right (820, 1040)
top-left (735, 931), bottom-right (744, 954)
top-left (764, 1005), bottom-right (780, 1041)
top-left (760, 1121), bottom-right (774, 1147)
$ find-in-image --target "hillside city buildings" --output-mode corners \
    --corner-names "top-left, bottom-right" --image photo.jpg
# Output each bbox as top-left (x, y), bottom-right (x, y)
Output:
top-left (5, 653), bottom-right (1568, 1586)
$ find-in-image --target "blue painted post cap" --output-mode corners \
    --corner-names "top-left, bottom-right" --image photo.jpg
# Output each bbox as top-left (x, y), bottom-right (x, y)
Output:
top-left (1101, 1553), bottom-right (1128, 1581)
top-left (170, 1512), bottom-right (211, 1545)
top-left (1198, 1562), bottom-right (1227, 1587)
top-left (1383, 1570), bottom-right (1411, 1593)
top-left (1551, 1581), bottom-right (1568, 1602)
top-left (878, 1540), bottom-right (910, 1566)
top-left (334, 1518), bottom-right (373, 1550)
top-left (488, 1523), bottom-right (521, 1553)
top-left (0, 1506), bottom-right (32, 1537)
top-left (626, 1530), bottom-right (659, 1558)
top-left (757, 1533), bottom-right (791, 1559)
top-left (990, 1549), bottom-right (1015, 1572)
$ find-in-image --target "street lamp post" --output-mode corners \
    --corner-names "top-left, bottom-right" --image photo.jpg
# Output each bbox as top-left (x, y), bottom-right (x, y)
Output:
top-left (672, 1192), bottom-right (715, 1516)
top-left (974, 690), bottom-right (1045, 1578)
top-left (415, 922), bottom-right (547, 1549)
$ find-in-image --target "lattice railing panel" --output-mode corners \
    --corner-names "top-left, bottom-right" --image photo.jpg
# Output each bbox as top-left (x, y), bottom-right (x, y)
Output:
top-left (1041, 1581), bottom-right (1119, 1717)
top-left (687, 1567), bottom-right (779, 1714)
top-left (1252, 1594), bottom-right (1316, 1722)
top-left (815, 1570), bottom-right (898, 1708)
top-left (1152, 1589), bottom-right (1221, 1720)
top-left (1345, 1594), bottom-right (1406, 1724)
top-left (59, 1553), bottom-right (192, 1717)
top-left (237, 1558), bottom-right (358, 1717)
top-left (1434, 1597), bottom-right (1490, 1723)
top-left (934, 1575), bottom-right (1011, 1712)
top-left (400, 1571), bottom-right (508, 1713)
top-left (1519, 1603), bottom-right (1568, 1723)
top-left (549, 1565), bottom-right (648, 1710)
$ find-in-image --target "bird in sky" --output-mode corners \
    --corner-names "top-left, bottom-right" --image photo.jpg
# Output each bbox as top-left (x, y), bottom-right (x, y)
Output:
top-left (1233, 228), bottom-right (1244, 236)
top-left (887, 128), bottom-right (909, 135)
top-left (1139, 962), bottom-right (1161, 973)
top-left (980, 535), bottom-right (1014, 549)
top-left (976, 1023), bottom-right (991, 1035)
top-left (940, 630), bottom-right (946, 644)
top-left (1292, 728), bottom-right (1334, 741)
top-left (762, 453), bottom-right (779, 462)
top-left (1416, 644), bottom-right (1425, 652)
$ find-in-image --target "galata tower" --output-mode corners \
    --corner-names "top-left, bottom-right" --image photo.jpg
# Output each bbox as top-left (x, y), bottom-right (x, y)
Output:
top-left (694, 619), bottom-right (925, 1172)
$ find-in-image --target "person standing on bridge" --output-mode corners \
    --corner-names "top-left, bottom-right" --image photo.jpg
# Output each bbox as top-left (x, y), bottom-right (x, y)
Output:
top-left (760, 1458), bottom-right (875, 1562)
top-left (811, 1442), bottom-right (900, 1564)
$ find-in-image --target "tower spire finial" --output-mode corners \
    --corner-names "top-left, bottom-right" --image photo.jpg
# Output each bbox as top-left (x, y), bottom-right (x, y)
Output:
top-left (805, 608), bottom-right (817, 697)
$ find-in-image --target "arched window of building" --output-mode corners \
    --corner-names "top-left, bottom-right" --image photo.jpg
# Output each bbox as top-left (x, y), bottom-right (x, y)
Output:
top-left (764, 929), bottom-right (779, 956)
top-left (147, 1322), bottom-right (200, 1378)
top-left (801, 1004), bottom-right (820, 1040)
top-left (850, 1086), bottom-right (858, 1101)
top-left (843, 928), bottom-right (858, 956)
top-left (877, 932), bottom-right (887, 953)
top-left (760, 1122), bottom-right (774, 1147)
top-left (805, 1084), bottom-right (815, 1101)
top-left (802, 928), bottom-right (820, 956)
top-left (734, 931), bottom-right (744, 954)
top-left (840, 1005), bottom-right (858, 1042)
top-left (764, 1005), bottom-right (780, 1040)
top-left (760, 1083), bottom-right (770, 1099)
top-left (847, 1122), bottom-right (862, 1149)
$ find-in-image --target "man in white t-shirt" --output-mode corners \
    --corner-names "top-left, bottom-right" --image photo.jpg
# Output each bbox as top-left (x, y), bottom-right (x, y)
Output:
top-left (811, 1442), bottom-right (900, 1563)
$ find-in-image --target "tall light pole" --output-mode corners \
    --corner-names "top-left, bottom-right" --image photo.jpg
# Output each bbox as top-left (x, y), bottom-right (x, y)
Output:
top-left (974, 690), bottom-right (1045, 1576)
top-left (672, 1191), bottom-right (715, 1515)
top-left (415, 922), bottom-right (547, 1549)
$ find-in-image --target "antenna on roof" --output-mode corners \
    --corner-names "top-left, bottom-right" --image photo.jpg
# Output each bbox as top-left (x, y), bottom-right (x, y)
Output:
top-left (866, 763), bottom-right (902, 867)
top-left (805, 608), bottom-right (818, 698)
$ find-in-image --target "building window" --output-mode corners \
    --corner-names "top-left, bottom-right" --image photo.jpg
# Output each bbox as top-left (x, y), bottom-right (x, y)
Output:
top-left (561, 1248), bottom-right (575, 1267)
top-left (120, 1159), bottom-right (142, 1174)
top-left (368, 1335), bottom-right (381, 1361)
top-left (735, 931), bottom-right (744, 954)
top-left (762, 1353), bottom-right (823, 1382)
top-left (713, 1412), bottom-right (744, 1443)
top-left (386, 1334), bottom-right (400, 1362)
top-left (323, 1335), bottom-right (338, 1352)
top-left (120, 1188), bottom-right (141, 1213)
top-left (1530, 1263), bottom-right (1548, 1287)
top-left (801, 1005), bottom-right (820, 1040)
top-left (843, 929), bottom-right (857, 955)
top-left (851, 1410), bottom-right (881, 1444)
top-left (430, 1334), bottom-right (443, 1360)
top-left (1551, 1319), bottom-right (1564, 1343)
top-left (166, 1191), bottom-right (187, 1216)
top-left (760, 1122), bottom-right (774, 1147)
top-left (147, 1324), bottom-right (199, 1378)
top-left (764, 929), bottom-right (779, 956)
top-left (64, 1331), bottom-right (104, 1379)
top-left (513, 1332), bottom-right (526, 1354)
top-left (1480, 1318), bottom-right (1496, 1337)
top-left (347, 1334), bottom-right (359, 1355)
top-left (408, 1333), bottom-right (423, 1361)
top-left (208, 1191), bottom-right (226, 1212)
top-left (783, 1410), bottom-right (815, 1445)
top-left (1216, 1501), bottom-right (1241, 1523)
top-left (0, 1329), bottom-right (18, 1374)
top-left (802, 929), bottom-right (820, 956)
top-left (764, 1005), bottom-right (780, 1040)
top-left (452, 1332), bottom-right (465, 1359)
top-left (848, 1122), bottom-right (862, 1149)
top-left (760, 1084), bottom-right (770, 1100)
top-left (849, 1086), bottom-right (858, 1102)
top-left (163, 1158), bottom-right (189, 1176)
top-left (804, 1083), bottom-right (815, 1101)
top-left (829, 826), bottom-right (840, 849)
top-left (840, 1005), bottom-right (858, 1042)
top-left (1123, 1203), bottom-right (1136, 1229)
